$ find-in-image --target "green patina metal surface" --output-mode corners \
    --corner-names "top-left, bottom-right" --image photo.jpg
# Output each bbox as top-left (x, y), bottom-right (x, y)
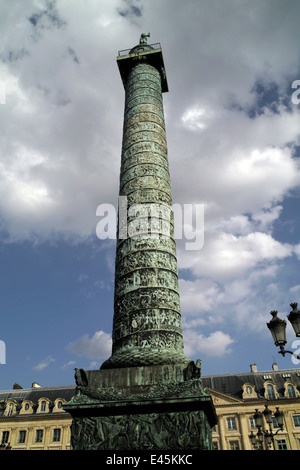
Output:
top-left (102, 45), bottom-right (189, 369)
top-left (71, 410), bottom-right (212, 450)
top-left (64, 36), bottom-right (217, 450)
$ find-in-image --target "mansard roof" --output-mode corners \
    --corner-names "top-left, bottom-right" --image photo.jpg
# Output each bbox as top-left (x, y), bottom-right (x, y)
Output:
top-left (0, 384), bottom-right (75, 405)
top-left (202, 365), bottom-right (300, 401)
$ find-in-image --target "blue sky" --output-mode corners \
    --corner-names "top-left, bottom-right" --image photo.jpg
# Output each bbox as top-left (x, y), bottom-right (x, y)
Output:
top-left (0, 0), bottom-right (300, 390)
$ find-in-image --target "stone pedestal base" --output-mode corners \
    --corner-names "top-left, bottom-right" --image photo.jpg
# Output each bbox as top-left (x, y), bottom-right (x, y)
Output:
top-left (64, 363), bottom-right (217, 450)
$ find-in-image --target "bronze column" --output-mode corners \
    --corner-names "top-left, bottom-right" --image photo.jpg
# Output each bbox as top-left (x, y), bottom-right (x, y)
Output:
top-left (102, 39), bottom-right (189, 369)
top-left (65, 36), bottom-right (217, 451)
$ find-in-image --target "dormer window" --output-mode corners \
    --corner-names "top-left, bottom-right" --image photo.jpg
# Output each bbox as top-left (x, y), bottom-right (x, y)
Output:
top-left (52, 398), bottom-right (66, 412)
top-left (7, 403), bottom-right (14, 416)
top-left (37, 399), bottom-right (49, 413)
top-left (5, 401), bottom-right (17, 416)
top-left (263, 380), bottom-right (278, 400)
top-left (267, 384), bottom-right (275, 400)
top-left (242, 383), bottom-right (257, 399)
top-left (287, 384), bottom-right (296, 398)
top-left (19, 401), bottom-right (33, 415)
top-left (284, 382), bottom-right (298, 399)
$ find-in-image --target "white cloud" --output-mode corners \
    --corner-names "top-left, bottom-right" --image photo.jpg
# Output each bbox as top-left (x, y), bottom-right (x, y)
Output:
top-left (0, 0), bottom-right (300, 369)
top-left (290, 285), bottom-right (300, 294)
top-left (0, 1), bottom-right (299, 246)
top-left (183, 330), bottom-right (235, 357)
top-left (61, 360), bottom-right (76, 370)
top-left (252, 206), bottom-right (283, 233)
top-left (178, 231), bottom-right (292, 282)
top-left (179, 278), bottom-right (219, 315)
top-left (294, 244), bottom-right (300, 260)
top-left (181, 106), bottom-right (213, 131)
top-left (66, 330), bottom-right (112, 359)
top-left (179, 263), bottom-right (280, 336)
top-left (34, 355), bottom-right (55, 371)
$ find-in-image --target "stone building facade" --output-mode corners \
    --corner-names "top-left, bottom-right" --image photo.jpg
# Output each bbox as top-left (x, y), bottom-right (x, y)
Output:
top-left (0, 383), bottom-right (74, 450)
top-left (1, 364), bottom-right (300, 450)
top-left (202, 363), bottom-right (300, 450)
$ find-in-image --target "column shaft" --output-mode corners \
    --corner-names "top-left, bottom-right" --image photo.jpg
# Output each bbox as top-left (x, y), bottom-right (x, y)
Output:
top-left (102, 62), bottom-right (188, 368)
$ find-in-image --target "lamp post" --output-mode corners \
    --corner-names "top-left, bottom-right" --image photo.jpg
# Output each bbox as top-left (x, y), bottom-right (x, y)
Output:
top-left (267, 303), bottom-right (300, 361)
top-left (249, 405), bottom-right (284, 450)
top-left (0, 443), bottom-right (11, 450)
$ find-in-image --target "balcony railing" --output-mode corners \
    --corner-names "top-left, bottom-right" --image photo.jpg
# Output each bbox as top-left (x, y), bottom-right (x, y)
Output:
top-left (118, 43), bottom-right (161, 57)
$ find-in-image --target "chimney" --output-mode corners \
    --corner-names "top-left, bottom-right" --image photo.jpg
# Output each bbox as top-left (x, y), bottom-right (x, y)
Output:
top-left (32, 382), bottom-right (41, 388)
top-left (13, 383), bottom-right (23, 389)
top-left (272, 362), bottom-right (279, 371)
top-left (250, 364), bottom-right (258, 373)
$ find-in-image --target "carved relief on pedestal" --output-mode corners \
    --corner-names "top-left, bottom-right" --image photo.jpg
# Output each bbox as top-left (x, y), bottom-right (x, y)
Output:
top-left (71, 409), bottom-right (212, 450)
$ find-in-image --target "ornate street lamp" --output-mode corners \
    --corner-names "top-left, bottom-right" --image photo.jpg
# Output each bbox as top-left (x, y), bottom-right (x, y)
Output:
top-left (274, 407), bottom-right (284, 429)
top-left (287, 303), bottom-right (300, 337)
top-left (267, 311), bottom-right (287, 347)
top-left (267, 304), bottom-right (300, 360)
top-left (250, 405), bottom-right (284, 450)
top-left (0, 443), bottom-right (11, 450)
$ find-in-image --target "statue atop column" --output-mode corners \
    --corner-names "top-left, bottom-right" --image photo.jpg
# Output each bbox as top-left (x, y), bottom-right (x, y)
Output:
top-left (139, 32), bottom-right (150, 44)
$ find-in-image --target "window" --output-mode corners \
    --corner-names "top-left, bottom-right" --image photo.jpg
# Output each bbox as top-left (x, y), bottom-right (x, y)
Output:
top-left (40, 400), bottom-right (46, 412)
top-left (24, 403), bottom-right (30, 411)
top-left (287, 384), bottom-right (296, 398)
top-left (276, 439), bottom-right (288, 450)
top-left (293, 414), bottom-right (300, 427)
top-left (246, 386), bottom-right (252, 395)
top-left (266, 384), bottom-right (275, 400)
top-left (1, 431), bottom-right (9, 445)
top-left (212, 441), bottom-right (219, 450)
top-left (7, 403), bottom-right (14, 416)
top-left (35, 429), bottom-right (43, 443)
top-left (53, 428), bottom-right (61, 442)
top-left (249, 417), bottom-right (256, 430)
top-left (226, 417), bottom-right (237, 431)
top-left (272, 416), bottom-right (279, 428)
top-left (18, 430), bottom-right (26, 444)
top-left (229, 440), bottom-right (240, 450)
top-left (57, 401), bottom-right (62, 409)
